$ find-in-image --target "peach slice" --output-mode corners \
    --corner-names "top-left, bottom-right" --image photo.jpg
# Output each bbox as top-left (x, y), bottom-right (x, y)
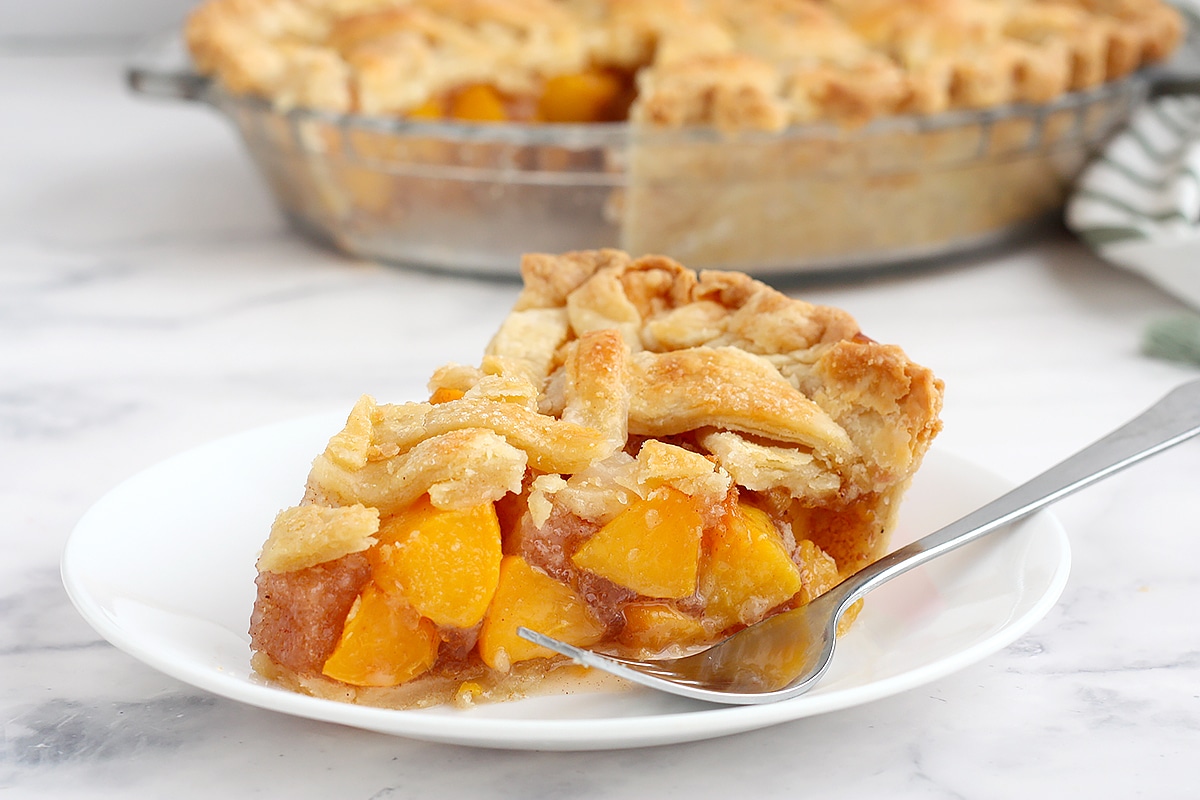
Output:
top-left (321, 584), bottom-right (439, 687)
top-left (450, 84), bottom-right (507, 122)
top-left (428, 387), bottom-right (465, 405)
top-left (795, 538), bottom-right (840, 605)
top-left (370, 496), bottom-right (502, 629)
top-left (700, 503), bottom-right (803, 631)
top-left (618, 600), bottom-right (708, 653)
top-left (478, 555), bottom-right (605, 670)
top-left (571, 487), bottom-right (703, 598)
top-left (407, 97), bottom-right (444, 120)
top-left (792, 538), bottom-right (865, 634)
top-left (537, 71), bottom-right (624, 123)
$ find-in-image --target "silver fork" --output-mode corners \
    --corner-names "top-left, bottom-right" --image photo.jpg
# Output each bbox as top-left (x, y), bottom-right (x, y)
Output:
top-left (518, 379), bottom-right (1200, 704)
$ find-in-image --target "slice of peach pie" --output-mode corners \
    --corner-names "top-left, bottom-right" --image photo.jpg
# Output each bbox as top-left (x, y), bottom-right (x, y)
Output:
top-left (249, 249), bottom-right (944, 708)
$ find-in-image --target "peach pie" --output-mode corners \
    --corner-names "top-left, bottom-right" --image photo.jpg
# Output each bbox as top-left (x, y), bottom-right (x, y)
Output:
top-left (186, 0), bottom-right (1183, 129)
top-left (249, 250), bottom-right (944, 707)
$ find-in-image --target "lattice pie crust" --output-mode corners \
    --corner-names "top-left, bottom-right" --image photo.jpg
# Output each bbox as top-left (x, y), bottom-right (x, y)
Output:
top-left (187, 0), bottom-right (1183, 128)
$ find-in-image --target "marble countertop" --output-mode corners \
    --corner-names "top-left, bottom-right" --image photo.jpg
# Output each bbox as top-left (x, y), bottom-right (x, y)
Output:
top-left (3, 50), bottom-right (1199, 799)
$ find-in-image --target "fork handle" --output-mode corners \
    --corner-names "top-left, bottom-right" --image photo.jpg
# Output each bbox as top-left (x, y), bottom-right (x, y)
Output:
top-left (840, 379), bottom-right (1200, 607)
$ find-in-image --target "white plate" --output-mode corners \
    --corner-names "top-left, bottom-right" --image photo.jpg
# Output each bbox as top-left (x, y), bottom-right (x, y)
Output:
top-left (62, 412), bottom-right (1070, 751)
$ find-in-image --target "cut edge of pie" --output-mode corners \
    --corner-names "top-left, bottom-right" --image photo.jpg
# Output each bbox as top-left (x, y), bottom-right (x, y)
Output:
top-left (248, 249), bottom-right (944, 709)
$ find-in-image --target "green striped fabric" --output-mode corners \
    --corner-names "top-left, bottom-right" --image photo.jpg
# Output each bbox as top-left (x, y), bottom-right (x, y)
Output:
top-left (1065, 2), bottom-right (1200, 310)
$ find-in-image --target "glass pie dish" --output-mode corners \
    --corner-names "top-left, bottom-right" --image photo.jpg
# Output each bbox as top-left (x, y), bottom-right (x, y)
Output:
top-left (129, 35), bottom-right (1199, 279)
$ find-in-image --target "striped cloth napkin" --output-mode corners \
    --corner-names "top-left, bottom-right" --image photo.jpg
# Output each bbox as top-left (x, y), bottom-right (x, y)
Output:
top-left (1066, 2), bottom-right (1200, 364)
top-left (1066, 94), bottom-right (1200, 308)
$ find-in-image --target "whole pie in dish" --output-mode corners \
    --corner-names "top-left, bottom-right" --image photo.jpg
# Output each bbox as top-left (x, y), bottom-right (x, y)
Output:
top-left (179, 0), bottom-right (1187, 278)
top-left (186, 0), bottom-right (1183, 129)
top-left (249, 250), bottom-right (944, 707)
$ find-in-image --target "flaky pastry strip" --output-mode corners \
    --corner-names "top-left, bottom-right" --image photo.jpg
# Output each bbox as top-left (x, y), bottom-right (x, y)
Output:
top-left (560, 329), bottom-right (633, 455)
top-left (484, 307), bottom-right (571, 382)
top-left (634, 439), bottom-right (732, 501)
top-left (323, 394), bottom-right (381, 470)
top-left (371, 396), bottom-right (610, 474)
top-left (803, 338), bottom-right (944, 482)
top-left (565, 264), bottom-right (645, 351)
top-left (698, 430), bottom-right (841, 502)
top-left (463, 373), bottom-right (542, 411)
top-left (627, 346), bottom-right (856, 459)
top-left (513, 249), bottom-right (635, 312)
top-left (308, 428), bottom-right (527, 514)
top-left (258, 504), bottom-right (380, 573)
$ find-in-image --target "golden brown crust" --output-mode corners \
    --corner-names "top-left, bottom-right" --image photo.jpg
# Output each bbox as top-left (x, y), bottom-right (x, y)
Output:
top-left (186, 0), bottom-right (1184, 127)
top-left (539, 250), bottom-right (942, 568)
top-left (627, 347), bottom-right (857, 458)
top-left (560, 329), bottom-right (633, 451)
top-left (304, 248), bottom-right (942, 544)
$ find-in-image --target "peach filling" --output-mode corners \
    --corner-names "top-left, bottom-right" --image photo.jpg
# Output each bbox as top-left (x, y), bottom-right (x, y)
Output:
top-left (409, 69), bottom-right (635, 123)
top-left (251, 486), bottom-right (852, 691)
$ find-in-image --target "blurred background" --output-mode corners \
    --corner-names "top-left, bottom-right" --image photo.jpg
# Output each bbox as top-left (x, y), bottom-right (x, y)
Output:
top-left (0, 0), bottom-right (196, 45)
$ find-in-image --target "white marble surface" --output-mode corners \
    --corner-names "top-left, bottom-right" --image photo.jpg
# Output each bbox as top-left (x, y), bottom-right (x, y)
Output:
top-left (3, 50), bottom-right (1200, 799)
